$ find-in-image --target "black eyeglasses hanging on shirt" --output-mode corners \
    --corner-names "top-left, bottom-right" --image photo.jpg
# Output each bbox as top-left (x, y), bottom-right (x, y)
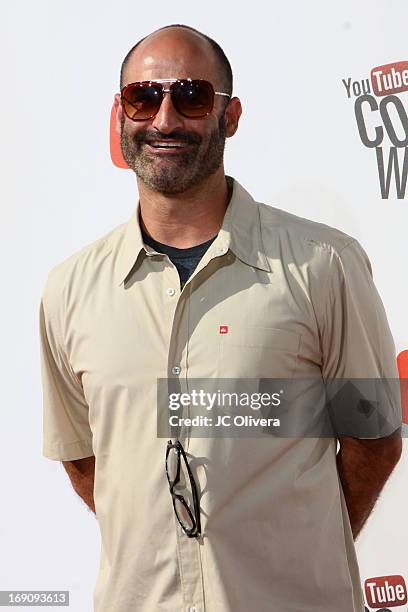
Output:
top-left (165, 439), bottom-right (201, 538)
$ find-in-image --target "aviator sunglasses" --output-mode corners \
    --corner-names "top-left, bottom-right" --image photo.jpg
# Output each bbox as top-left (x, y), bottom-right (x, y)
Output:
top-left (120, 78), bottom-right (231, 121)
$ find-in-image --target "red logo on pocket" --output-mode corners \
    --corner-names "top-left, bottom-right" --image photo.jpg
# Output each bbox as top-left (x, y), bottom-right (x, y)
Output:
top-left (364, 575), bottom-right (407, 607)
top-left (219, 325), bottom-right (229, 334)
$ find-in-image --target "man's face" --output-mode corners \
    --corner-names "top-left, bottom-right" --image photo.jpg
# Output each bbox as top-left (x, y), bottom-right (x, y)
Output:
top-left (117, 31), bottom-right (231, 195)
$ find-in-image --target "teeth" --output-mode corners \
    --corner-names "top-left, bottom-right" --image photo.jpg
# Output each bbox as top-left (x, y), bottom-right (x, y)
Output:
top-left (149, 141), bottom-right (186, 148)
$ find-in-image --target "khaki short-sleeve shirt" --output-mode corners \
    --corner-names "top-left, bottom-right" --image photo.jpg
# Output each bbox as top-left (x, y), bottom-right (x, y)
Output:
top-left (39, 176), bottom-right (401, 612)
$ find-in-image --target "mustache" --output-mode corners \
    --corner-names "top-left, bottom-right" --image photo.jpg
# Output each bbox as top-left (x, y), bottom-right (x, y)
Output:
top-left (135, 131), bottom-right (201, 146)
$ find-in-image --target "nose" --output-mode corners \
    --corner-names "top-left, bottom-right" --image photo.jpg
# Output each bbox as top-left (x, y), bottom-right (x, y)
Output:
top-left (150, 90), bottom-right (185, 134)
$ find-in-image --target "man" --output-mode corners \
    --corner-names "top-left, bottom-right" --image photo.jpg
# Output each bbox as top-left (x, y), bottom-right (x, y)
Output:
top-left (39, 23), bottom-right (402, 612)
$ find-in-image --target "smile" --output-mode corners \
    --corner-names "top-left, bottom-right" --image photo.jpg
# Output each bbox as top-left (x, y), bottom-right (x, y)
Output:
top-left (145, 141), bottom-right (193, 154)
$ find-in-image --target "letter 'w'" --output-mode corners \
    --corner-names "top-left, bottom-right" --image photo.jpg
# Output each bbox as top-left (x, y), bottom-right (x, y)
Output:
top-left (376, 146), bottom-right (408, 199)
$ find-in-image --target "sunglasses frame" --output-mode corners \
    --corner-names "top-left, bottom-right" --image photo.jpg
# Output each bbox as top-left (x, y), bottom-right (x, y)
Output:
top-left (120, 77), bottom-right (231, 121)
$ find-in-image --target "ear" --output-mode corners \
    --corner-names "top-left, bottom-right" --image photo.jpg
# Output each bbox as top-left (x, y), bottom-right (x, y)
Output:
top-left (224, 96), bottom-right (242, 138)
top-left (113, 93), bottom-right (123, 135)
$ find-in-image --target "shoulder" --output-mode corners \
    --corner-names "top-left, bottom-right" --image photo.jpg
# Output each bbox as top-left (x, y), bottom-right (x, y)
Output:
top-left (256, 200), bottom-right (372, 273)
top-left (40, 221), bottom-right (126, 314)
top-left (257, 200), bottom-right (358, 256)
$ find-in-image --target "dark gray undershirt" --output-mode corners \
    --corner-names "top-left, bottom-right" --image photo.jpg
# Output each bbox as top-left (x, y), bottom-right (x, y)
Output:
top-left (141, 227), bottom-right (217, 288)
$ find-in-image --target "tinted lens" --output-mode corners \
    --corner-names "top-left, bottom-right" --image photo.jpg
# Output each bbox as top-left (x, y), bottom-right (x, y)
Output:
top-left (166, 446), bottom-right (179, 485)
top-left (172, 80), bottom-right (214, 118)
top-left (174, 497), bottom-right (195, 531)
top-left (176, 453), bottom-right (195, 509)
top-left (167, 447), bottom-right (194, 506)
top-left (122, 83), bottom-right (162, 120)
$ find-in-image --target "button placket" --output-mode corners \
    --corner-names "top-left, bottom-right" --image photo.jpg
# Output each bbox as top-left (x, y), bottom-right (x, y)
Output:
top-left (176, 527), bottom-right (205, 612)
top-left (164, 270), bottom-right (205, 611)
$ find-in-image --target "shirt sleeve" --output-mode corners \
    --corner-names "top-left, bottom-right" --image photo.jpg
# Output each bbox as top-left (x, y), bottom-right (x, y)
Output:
top-left (39, 288), bottom-right (94, 461)
top-left (318, 239), bottom-right (402, 438)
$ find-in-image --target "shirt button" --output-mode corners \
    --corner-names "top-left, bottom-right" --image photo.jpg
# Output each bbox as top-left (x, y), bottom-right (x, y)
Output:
top-left (172, 365), bottom-right (181, 375)
top-left (166, 287), bottom-right (176, 296)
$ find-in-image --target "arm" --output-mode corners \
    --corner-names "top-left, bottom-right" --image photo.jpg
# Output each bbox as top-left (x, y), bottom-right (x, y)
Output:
top-left (315, 240), bottom-right (403, 538)
top-left (336, 429), bottom-right (402, 540)
top-left (62, 455), bottom-right (96, 515)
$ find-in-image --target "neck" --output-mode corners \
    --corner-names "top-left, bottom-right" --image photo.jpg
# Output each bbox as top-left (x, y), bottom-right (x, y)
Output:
top-left (135, 169), bottom-right (232, 248)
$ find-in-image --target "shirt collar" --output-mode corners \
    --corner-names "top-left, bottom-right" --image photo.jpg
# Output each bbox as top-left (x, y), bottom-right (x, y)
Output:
top-left (115, 175), bottom-right (271, 286)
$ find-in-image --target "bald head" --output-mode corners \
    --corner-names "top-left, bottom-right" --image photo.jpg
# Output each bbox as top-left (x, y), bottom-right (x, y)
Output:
top-left (119, 24), bottom-right (233, 101)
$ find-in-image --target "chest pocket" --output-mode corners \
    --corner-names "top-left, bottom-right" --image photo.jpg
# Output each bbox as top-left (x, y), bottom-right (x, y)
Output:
top-left (218, 326), bottom-right (301, 380)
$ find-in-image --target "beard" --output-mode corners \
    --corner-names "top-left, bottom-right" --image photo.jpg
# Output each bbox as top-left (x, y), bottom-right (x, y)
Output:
top-left (120, 111), bottom-right (227, 195)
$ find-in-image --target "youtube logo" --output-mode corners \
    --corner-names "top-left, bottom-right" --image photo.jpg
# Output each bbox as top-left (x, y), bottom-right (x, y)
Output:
top-left (371, 61), bottom-right (408, 96)
top-left (365, 575), bottom-right (407, 607)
